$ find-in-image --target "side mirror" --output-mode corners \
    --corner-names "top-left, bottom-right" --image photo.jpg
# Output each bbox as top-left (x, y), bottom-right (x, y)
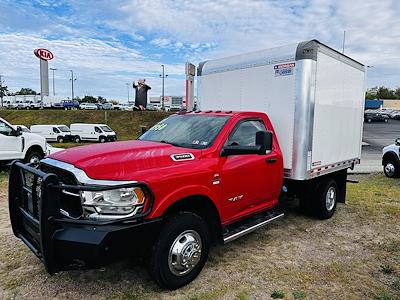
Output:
top-left (221, 131), bottom-right (274, 156)
top-left (256, 131), bottom-right (273, 154)
top-left (395, 138), bottom-right (400, 146)
top-left (14, 126), bottom-right (23, 136)
top-left (140, 125), bottom-right (147, 134)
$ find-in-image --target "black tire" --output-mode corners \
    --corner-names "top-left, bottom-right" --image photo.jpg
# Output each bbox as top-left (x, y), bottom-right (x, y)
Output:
top-left (99, 136), bottom-right (107, 143)
top-left (57, 136), bottom-right (64, 143)
top-left (384, 118), bottom-right (389, 123)
top-left (383, 159), bottom-right (400, 178)
top-left (74, 136), bottom-right (81, 143)
top-left (149, 212), bottom-right (210, 290)
top-left (367, 119), bottom-right (372, 123)
top-left (312, 179), bottom-right (338, 219)
top-left (24, 150), bottom-right (43, 164)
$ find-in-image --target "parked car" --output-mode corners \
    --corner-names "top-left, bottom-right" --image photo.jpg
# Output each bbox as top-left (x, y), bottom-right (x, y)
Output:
top-left (113, 104), bottom-right (123, 110)
top-left (79, 103), bottom-right (98, 110)
top-left (30, 125), bottom-right (71, 143)
top-left (62, 100), bottom-right (80, 110)
top-left (0, 117), bottom-right (46, 164)
top-left (70, 123), bottom-right (117, 143)
top-left (364, 112), bottom-right (389, 123)
top-left (382, 138), bottom-right (400, 178)
top-left (146, 104), bottom-right (157, 111)
top-left (22, 100), bottom-right (41, 109)
top-left (101, 103), bottom-right (113, 110)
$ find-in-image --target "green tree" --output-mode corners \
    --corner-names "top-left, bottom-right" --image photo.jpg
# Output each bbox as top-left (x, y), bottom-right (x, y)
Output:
top-left (394, 88), bottom-right (400, 99)
top-left (365, 87), bottom-right (378, 99)
top-left (0, 85), bottom-right (9, 98)
top-left (15, 88), bottom-right (37, 95)
top-left (376, 86), bottom-right (395, 99)
top-left (97, 96), bottom-right (107, 104)
top-left (81, 95), bottom-right (97, 103)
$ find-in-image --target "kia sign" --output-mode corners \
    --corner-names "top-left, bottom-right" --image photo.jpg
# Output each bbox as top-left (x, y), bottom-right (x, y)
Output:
top-left (34, 48), bottom-right (54, 61)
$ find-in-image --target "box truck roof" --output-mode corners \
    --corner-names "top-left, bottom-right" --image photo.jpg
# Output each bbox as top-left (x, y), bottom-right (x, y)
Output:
top-left (198, 40), bottom-right (364, 76)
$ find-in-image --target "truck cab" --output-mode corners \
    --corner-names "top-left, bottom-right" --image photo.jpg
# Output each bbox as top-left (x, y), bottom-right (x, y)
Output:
top-left (9, 111), bottom-right (283, 289)
top-left (0, 117), bottom-right (46, 163)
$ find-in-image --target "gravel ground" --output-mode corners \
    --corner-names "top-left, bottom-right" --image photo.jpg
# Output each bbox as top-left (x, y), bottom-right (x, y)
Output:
top-left (0, 173), bottom-right (399, 300)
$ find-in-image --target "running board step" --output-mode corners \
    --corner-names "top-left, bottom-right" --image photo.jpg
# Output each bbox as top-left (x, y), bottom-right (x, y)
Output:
top-left (223, 210), bottom-right (284, 244)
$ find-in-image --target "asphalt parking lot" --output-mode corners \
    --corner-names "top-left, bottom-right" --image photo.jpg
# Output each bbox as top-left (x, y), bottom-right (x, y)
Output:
top-left (354, 119), bottom-right (400, 173)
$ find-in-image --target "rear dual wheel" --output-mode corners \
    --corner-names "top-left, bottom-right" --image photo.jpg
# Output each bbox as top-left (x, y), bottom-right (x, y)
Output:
top-left (300, 178), bottom-right (338, 219)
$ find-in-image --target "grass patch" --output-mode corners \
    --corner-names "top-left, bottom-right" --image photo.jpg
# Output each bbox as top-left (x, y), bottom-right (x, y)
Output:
top-left (346, 174), bottom-right (400, 218)
top-left (293, 290), bottom-right (306, 299)
top-left (0, 110), bottom-right (171, 148)
top-left (374, 292), bottom-right (400, 300)
top-left (380, 265), bottom-right (396, 274)
top-left (271, 290), bottom-right (285, 299)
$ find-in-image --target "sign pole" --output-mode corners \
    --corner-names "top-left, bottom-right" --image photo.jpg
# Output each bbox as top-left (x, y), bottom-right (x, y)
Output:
top-left (185, 62), bottom-right (196, 111)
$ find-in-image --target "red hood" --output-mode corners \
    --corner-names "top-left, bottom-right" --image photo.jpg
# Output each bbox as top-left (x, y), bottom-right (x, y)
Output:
top-left (49, 140), bottom-right (201, 180)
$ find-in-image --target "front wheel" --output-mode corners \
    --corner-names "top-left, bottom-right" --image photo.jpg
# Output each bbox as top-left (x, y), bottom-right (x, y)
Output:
top-left (57, 136), bottom-right (64, 143)
top-left (24, 150), bottom-right (43, 164)
top-left (99, 136), bottom-right (107, 143)
top-left (384, 160), bottom-right (400, 178)
top-left (149, 212), bottom-right (209, 290)
top-left (74, 136), bottom-right (81, 143)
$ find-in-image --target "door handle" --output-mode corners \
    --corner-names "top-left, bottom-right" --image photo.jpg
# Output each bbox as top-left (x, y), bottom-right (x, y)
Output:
top-left (265, 156), bottom-right (277, 164)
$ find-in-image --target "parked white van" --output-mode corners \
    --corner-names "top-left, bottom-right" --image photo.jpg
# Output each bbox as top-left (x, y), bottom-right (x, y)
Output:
top-left (30, 125), bottom-right (71, 143)
top-left (70, 123), bottom-right (117, 143)
top-left (0, 118), bottom-right (46, 163)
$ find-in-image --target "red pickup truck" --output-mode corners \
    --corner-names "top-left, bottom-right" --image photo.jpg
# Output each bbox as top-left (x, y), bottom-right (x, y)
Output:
top-left (10, 111), bottom-right (335, 289)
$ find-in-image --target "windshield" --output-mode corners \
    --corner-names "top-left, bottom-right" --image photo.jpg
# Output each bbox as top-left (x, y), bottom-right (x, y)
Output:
top-left (139, 114), bottom-right (230, 149)
top-left (58, 125), bottom-right (70, 132)
top-left (100, 125), bottom-right (113, 132)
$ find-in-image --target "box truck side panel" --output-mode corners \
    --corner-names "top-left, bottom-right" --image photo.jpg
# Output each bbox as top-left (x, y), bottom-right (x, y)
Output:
top-left (198, 44), bottom-right (298, 170)
top-left (311, 50), bottom-right (365, 170)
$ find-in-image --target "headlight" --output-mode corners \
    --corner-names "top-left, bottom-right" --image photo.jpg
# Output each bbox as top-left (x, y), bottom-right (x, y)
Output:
top-left (80, 187), bottom-right (145, 215)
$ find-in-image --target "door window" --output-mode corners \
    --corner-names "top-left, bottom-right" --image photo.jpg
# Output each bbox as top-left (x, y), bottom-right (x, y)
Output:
top-left (226, 120), bottom-right (266, 146)
top-left (0, 121), bottom-right (14, 136)
top-left (95, 127), bottom-right (102, 133)
top-left (53, 127), bottom-right (60, 133)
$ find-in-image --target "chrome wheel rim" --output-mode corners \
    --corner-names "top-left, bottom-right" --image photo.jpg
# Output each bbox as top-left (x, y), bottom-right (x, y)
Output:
top-left (168, 230), bottom-right (202, 276)
top-left (325, 187), bottom-right (336, 211)
top-left (29, 155), bottom-right (40, 164)
top-left (385, 163), bottom-right (395, 176)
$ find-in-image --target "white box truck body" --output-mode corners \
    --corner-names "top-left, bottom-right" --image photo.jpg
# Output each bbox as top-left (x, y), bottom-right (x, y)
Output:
top-left (197, 40), bottom-right (366, 181)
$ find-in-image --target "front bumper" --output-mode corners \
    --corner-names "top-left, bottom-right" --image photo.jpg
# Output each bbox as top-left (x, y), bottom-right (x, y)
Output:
top-left (8, 161), bottom-right (159, 274)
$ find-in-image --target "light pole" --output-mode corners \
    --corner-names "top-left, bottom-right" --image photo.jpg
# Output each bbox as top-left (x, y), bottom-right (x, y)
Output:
top-left (159, 64), bottom-right (168, 110)
top-left (70, 70), bottom-right (77, 101)
top-left (0, 75), bottom-right (4, 107)
top-left (342, 30), bottom-right (346, 54)
top-left (126, 83), bottom-right (130, 102)
top-left (50, 68), bottom-right (57, 96)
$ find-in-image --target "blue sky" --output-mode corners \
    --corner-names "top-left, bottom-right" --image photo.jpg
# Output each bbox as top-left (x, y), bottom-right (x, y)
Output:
top-left (0, 0), bottom-right (399, 102)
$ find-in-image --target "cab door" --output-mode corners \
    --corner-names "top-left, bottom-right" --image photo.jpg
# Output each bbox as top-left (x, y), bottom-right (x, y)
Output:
top-left (0, 120), bottom-right (23, 160)
top-left (220, 119), bottom-right (282, 223)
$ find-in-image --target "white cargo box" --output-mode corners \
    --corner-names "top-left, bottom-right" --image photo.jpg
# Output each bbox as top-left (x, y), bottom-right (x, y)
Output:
top-left (197, 40), bottom-right (366, 180)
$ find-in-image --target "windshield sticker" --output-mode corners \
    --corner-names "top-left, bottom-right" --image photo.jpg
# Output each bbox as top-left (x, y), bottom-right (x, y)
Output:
top-left (150, 123), bottom-right (167, 131)
top-left (171, 153), bottom-right (195, 162)
top-left (274, 62), bottom-right (295, 77)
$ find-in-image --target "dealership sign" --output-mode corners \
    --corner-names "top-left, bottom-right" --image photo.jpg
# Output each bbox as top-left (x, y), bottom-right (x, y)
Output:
top-left (34, 48), bottom-right (54, 61)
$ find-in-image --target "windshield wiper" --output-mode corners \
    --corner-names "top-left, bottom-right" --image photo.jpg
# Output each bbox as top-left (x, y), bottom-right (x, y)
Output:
top-left (159, 140), bottom-right (183, 147)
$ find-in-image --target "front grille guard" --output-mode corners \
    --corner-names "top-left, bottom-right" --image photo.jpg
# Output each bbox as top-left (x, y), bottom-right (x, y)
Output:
top-left (8, 161), bottom-right (154, 274)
